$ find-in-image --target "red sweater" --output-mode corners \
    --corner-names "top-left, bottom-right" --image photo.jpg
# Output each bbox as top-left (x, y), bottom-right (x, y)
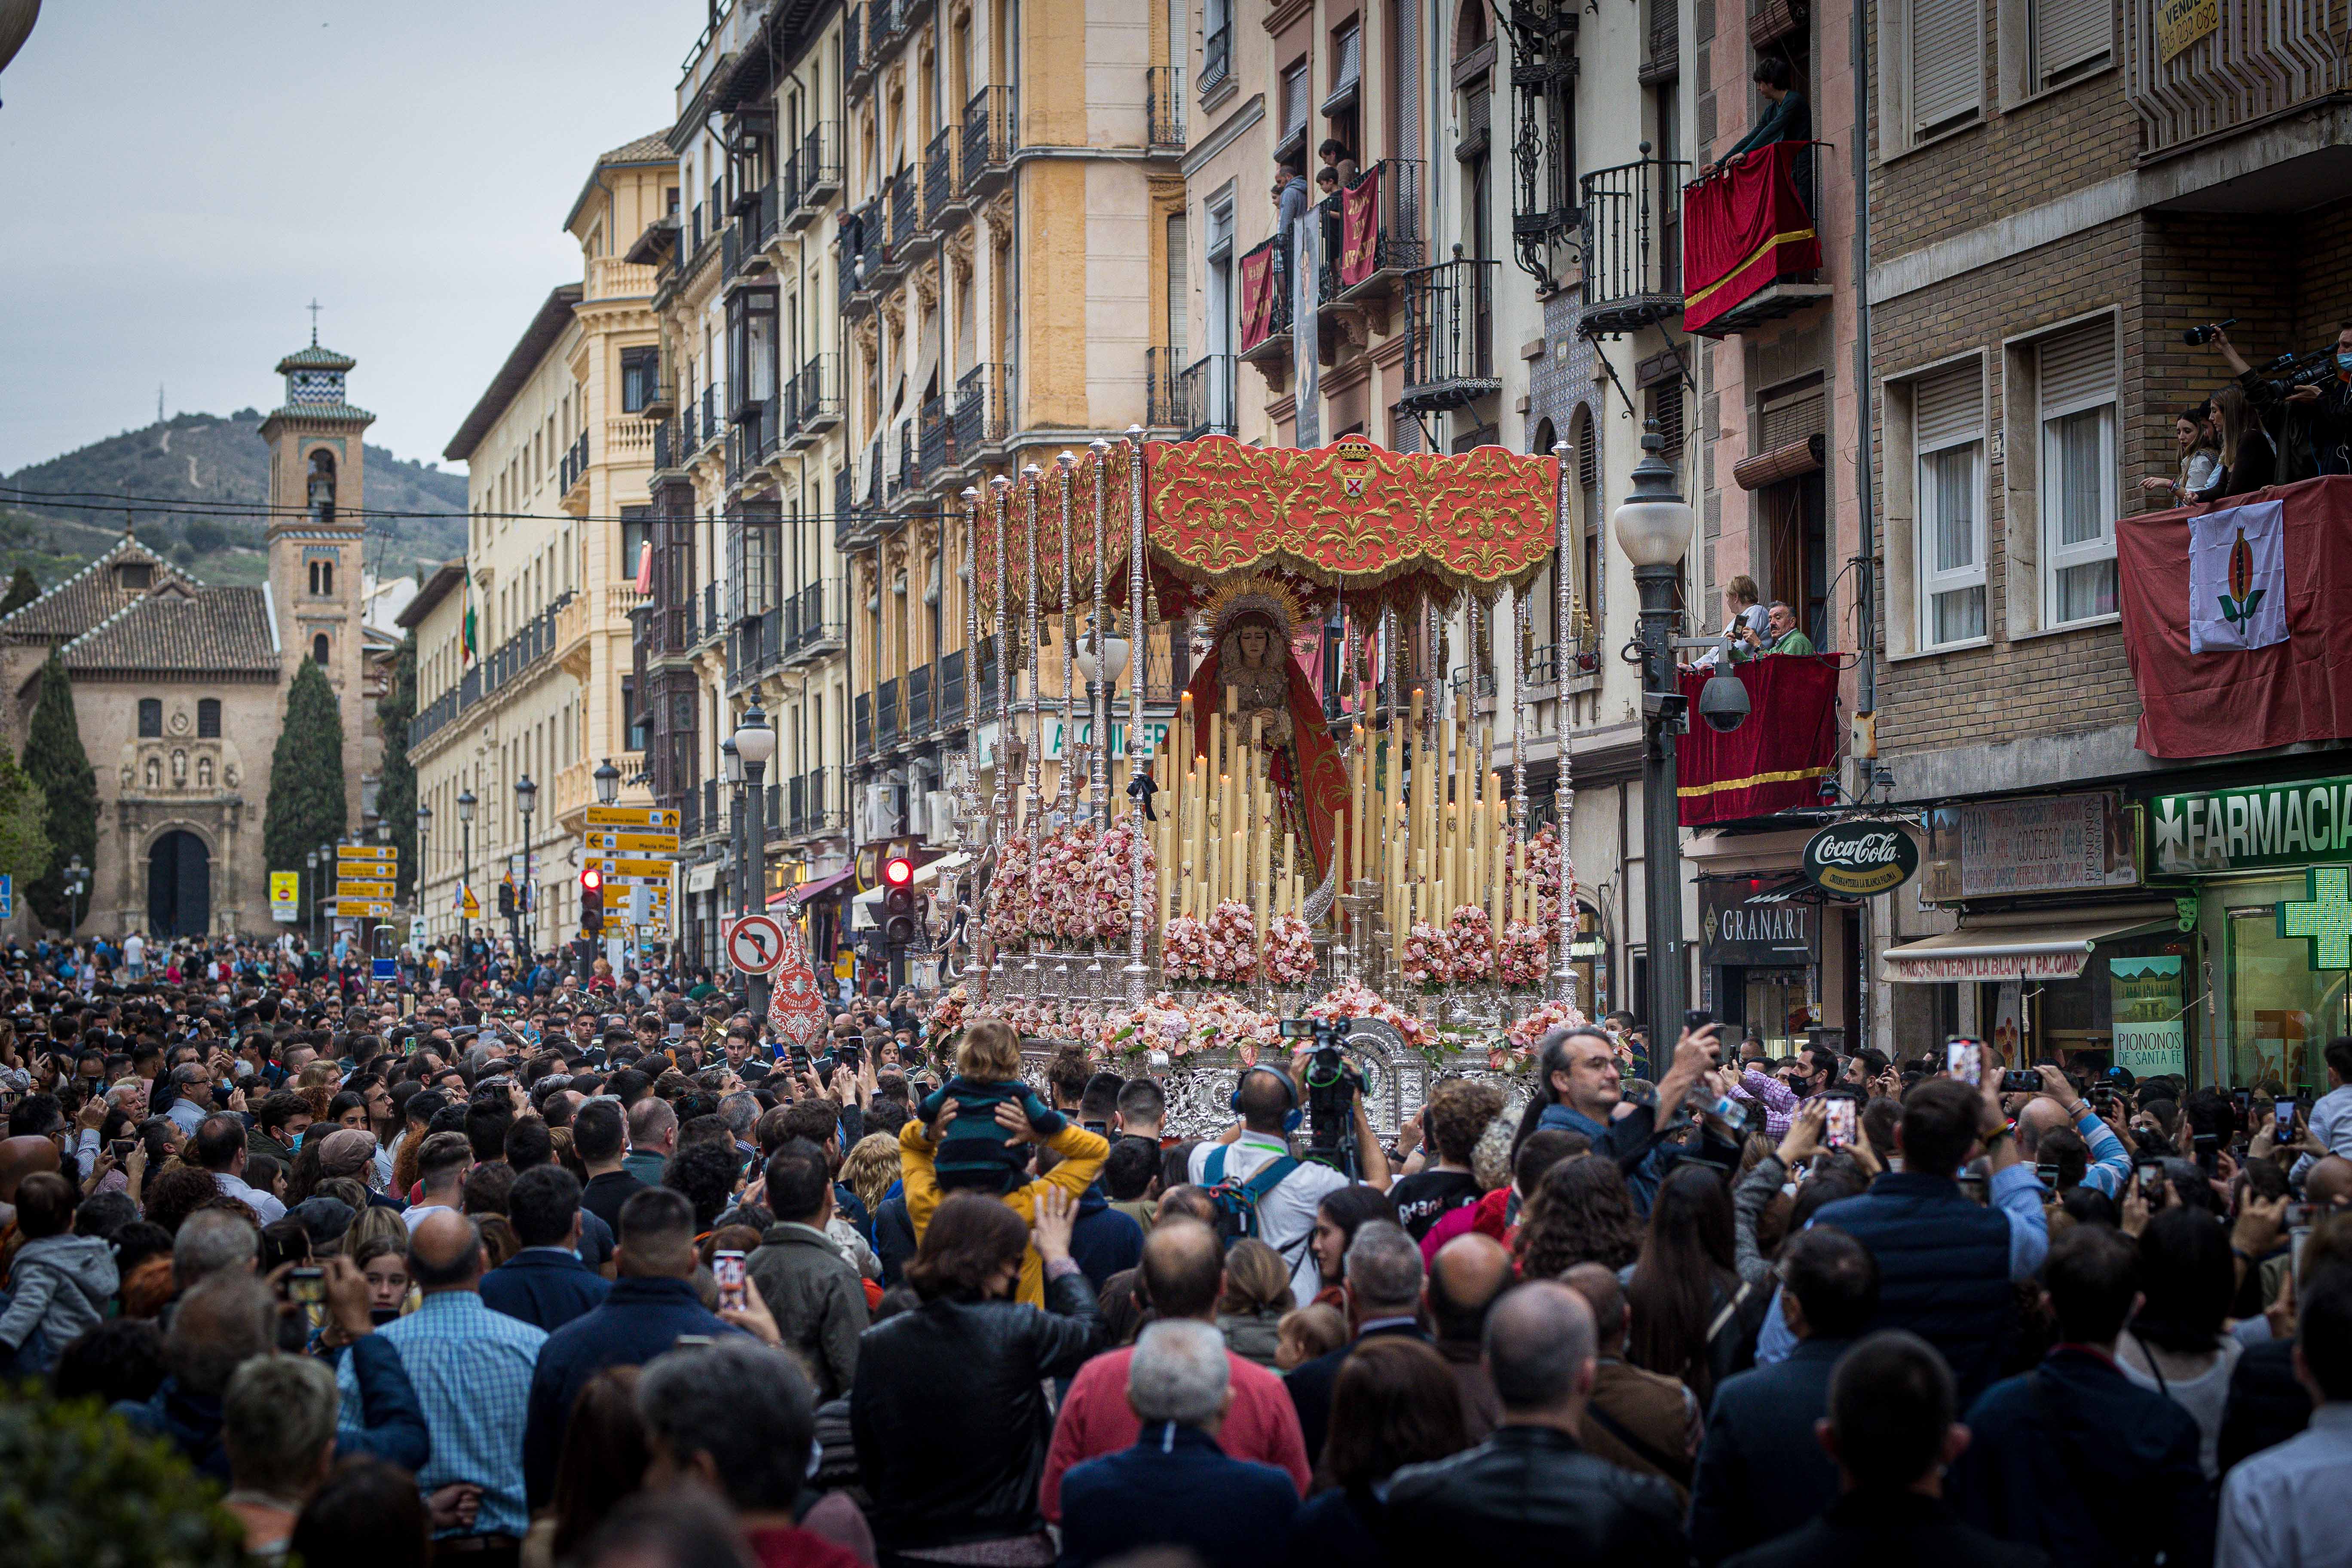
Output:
top-left (1038, 1342), bottom-right (1311, 1520)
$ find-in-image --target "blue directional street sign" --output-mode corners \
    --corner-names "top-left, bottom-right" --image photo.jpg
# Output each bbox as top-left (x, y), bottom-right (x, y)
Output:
top-left (371, 957), bottom-right (397, 982)
top-left (0, 873), bottom-right (11, 919)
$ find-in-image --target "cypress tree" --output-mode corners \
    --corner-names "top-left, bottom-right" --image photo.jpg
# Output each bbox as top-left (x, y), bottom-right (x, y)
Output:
top-left (376, 636), bottom-right (417, 901)
top-left (0, 566), bottom-right (38, 616)
top-left (262, 658), bottom-right (347, 920)
top-left (21, 650), bottom-right (96, 932)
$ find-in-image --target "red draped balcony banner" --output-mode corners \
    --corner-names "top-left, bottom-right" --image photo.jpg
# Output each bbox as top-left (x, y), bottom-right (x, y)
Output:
top-left (1240, 243), bottom-right (1277, 352)
top-left (1676, 654), bottom-right (1841, 825)
top-left (2118, 475), bottom-right (2352, 759)
top-left (1680, 140), bottom-right (1821, 336)
top-left (1338, 164), bottom-right (1381, 288)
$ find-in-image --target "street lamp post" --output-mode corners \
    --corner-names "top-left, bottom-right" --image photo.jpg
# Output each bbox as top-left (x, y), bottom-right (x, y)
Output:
top-left (732, 704), bottom-right (776, 1029)
top-left (514, 775), bottom-right (537, 965)
top-left (722, 737), bottom-right (744, 921)
top-left (457, 788), bottom-right (477, 977)
top-left (317, 841), bottom-right (334, 954)
top-left (416, 802), bottom-right (432, 946)
top-left (1614, 421), bottom-right (1700, 1041)
top-left (65, 854), bottom-right (87, 937)
top-left (305, 849), bottom-right (320, 947)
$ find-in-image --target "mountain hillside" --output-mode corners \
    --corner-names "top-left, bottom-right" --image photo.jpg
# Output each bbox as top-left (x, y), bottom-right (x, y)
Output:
top-left (0, 412), bottom-right (467, 592)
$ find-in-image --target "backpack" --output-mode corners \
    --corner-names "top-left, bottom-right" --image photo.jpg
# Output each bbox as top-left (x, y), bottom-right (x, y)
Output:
top-left (1202, 1144), bottom-right (1301, 1250)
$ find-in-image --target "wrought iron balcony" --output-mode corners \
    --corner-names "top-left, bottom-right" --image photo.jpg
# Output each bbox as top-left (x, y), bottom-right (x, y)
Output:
top-left (924, 127), bottom-right (959, 229)
top-left (963, 86), bottom-right (1016, 195)
top-left (953, 362), bottom-right (1014, 455)
top-left (1148, 67), bottom-right (1187, 151)
top-left (845, 3), bottom-right (870, 93)
top-left (1399, 254), bottom-right (1501, 411)
top-left (1237, 232), bottom-right (1294, 361)
top-left (1201, 25), bottom-right (1231, 95)
top-left (1577, 152), bottom-right (1687, 337)
top-left (1144, 346), bottom-right (1182, 429)
top-left (854, 689), bottom-right (875, 757)
top-left (918, 394), bottom-right (953, 481)
top-left (783, 123), bottom-right (842, 229)
top-left (906, 663), bottom-right (933, 736)
top-left (1176, 355), bottom-right (1236, 440)
top-left (784, 353), bottom-right (840, 447)
top-left (857, 196), bottom-right (891, 281)
top-left (939, 646), bottom-right (968, 726)
top-left (887, 169), bottom-right (919, 262)
top-left (782, 579), bottom-right (847, 666)
top-left (1316, 159), bottom-right (1425, 303)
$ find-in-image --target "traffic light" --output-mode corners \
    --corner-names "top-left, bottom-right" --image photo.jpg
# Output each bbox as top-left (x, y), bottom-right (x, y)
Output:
top-left (497, 880), bottom-right (515, 919)
top-left (580, 864), bottom-right (604, 935)
top-left (882, 853), bottom-right (917, 945)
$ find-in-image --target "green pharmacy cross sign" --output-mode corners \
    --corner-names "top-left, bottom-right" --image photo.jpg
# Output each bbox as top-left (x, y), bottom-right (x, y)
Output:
top-left (2276, 866), bottom-right (2352, 971)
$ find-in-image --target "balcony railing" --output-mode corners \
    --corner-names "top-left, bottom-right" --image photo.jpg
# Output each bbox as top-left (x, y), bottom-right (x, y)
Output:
top-left (1316, 158), bottom-right (1426, 303)
top-left (854, 691), bottom-right (874, 758)
top-left (782, 579), bottom-right (847, 664)
top-left (1400, 256), bottom-right (1501, 412)
top-left (558, 430), bottom-right (590, 494)
top-left (699, 584), bottom-right (722, 650)
top-left (963, 86), bottom-right (1016, 194)
top-left (1144, 346), bottom-right (1182, 428)
top-left (1202, 25), bottom-right (1231, 94)
top-left (784, 353), bottom-right (841, 445)
top-left (1176, 355), bottom-right (1236, 440)
top-left (877, 677), bottom-right (902, 749)
top-left (1577, 153), bottom-right (1687, 336)
top-left (924, 127), bottom-right (958, 228)
top-left (844, 2), bottom-right (867, 88)
top-left (895, 417), bottom-right (918, 499)
top-left (918, 394), bottom-right (952, 479)
top-left (887, 169), bottom-right (917, 261)
top-left (699, 386), bottom-right (722, 450)
top-left (1237, 232), bottom-right (1293, 357)
top-left (906, 663), bottom-right (933, 735)
top-left (953, 362), bottom-right (1014, 453)
top-left (783, 123), bottom-right (842, 228)
top-left (2123, 3), bottom-right (2348, 160)
top-left (939, 646), bottom-right (968, 726)
top-left (975, 635), bottom-right (1000, 716)
top-left (1148, 66), bottom-right (1187, 150)
top-left (836, 205), bottom-right (870, 300)
top-left (854, 197), bottom-right (891, 282)
top-left (789, 766), bottom-right (842, 837)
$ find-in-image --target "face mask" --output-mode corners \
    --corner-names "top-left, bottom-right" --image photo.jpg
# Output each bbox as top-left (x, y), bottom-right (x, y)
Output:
top-left (2337, 352), bottom-right (2352, 374)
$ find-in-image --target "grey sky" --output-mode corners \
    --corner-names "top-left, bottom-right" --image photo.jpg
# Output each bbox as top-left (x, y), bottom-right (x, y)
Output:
top-left (0, 0), bottom-right (702, 475)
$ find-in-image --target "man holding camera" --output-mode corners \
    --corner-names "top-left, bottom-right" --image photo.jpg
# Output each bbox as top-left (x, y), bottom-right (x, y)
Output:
top-left (2205, 322), bottom-right (2352, 479)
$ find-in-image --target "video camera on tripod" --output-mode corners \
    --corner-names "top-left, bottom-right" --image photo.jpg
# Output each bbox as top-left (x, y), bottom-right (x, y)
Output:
top-left (1279, 1015), bottom-right (1365, 1176)
top-left (2257, 348), bottom-right (2343, 394)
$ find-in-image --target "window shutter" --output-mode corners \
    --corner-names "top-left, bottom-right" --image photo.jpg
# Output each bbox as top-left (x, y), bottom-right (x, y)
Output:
top-left (2033, 0), bottom-right (2110, 85)
top-left (1758, 385), bottom-right (1825, 452)
top-left (1909, 0), bottom-right (1981, 137)
top-left (1652, 382), bottom-right (1686, 458)
top-left (2038, 319), bottom-right (2114, 418)
top-left (1165, 213), bottom-right (1189, 365)
top-left (1914, 360), bottom-right (1981, 451)
top-left (1577, 427), bottom-right (1599, 492)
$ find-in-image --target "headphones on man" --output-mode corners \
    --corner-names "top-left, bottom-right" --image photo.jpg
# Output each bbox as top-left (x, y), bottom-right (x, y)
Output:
top-left (1229, 1064), bottom-right (1304, 1135)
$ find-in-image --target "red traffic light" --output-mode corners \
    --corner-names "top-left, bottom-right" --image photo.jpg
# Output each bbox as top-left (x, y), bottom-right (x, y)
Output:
top-left (883, 855), bottom-right (914, 887)
top-left (581, 866), bottom-right (603, 893)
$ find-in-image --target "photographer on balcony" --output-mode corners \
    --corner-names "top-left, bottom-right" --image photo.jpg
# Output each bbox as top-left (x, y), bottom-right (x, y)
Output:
top-left (2202, 322), bottom-right (2352, 480)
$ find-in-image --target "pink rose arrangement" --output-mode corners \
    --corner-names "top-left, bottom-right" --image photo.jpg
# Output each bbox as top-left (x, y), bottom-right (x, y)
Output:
top-left (1498, 922), bottom-right (1548, 989)
top-left (1401, 921), bottom-right (1454, 992)
top-left (926, 984), bottom-right (971, 1040)
top-left (1097, 993), bottom-right (1194, 1058)
top-left (1087, 817), bottom-right (1157, 943)
top-left (1039, 824), bottom-right (1099, 943)
top-left (1188, 992), bottom-right (1279, 1063)
top-left (1205, 899), bottom-right (1260, 986)
top-left (1262, 912), bottom-right (1316, 986)
top-left (986, 834), bottom-right (1033, 946)
top-left (1162, 916), bottom-right (1211, 983)
top-left (1506, 997), bottom-right (1591, 1050)
top-left (1445, 906), bottom-right (1495, 983)
top-left (1307, 979), bottom-right (1431, 1051)
top-left (1527, 822), bottom-right (1566, 928)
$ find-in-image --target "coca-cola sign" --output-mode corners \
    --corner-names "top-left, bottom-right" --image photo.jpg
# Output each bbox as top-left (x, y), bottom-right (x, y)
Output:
top-left (1803, 822), bottom-right (1920, 897)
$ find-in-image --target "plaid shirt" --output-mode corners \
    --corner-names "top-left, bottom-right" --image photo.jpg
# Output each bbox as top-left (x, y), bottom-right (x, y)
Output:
top-left (339, 1290), bottom-right (547, 1538)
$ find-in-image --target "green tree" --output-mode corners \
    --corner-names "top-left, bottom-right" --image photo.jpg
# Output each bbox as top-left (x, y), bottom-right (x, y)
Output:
top-left (0, 741), bottom-right (52, 891)
top-left (1, 1385), bottom-right (245, 1568)
top-left (262, 658), bottom-right (347, 920)
top-left (377, 635), bottom-right (417, 900)
top-left (21, 650), bottom-right (95, 932)
top-left (0, 565), bottom-right (37, 615)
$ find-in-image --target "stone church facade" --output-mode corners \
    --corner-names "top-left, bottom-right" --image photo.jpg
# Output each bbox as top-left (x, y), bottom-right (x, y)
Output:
top-left (0, 337), bottom-right (372, 939)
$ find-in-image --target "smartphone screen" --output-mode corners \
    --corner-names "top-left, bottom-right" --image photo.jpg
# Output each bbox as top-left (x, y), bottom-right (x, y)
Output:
top-left (1825, 1097), bottom-right (1856, 1148)
top-left (1945, 1039), bottom-right (1984, 1087)
top-left (713, 1250), bottom-right (747, 1314)
top-left (2278, 1099), bottom-right (2297, 1138)
top-left (2136, 1162), bottom-right (2167, 1202)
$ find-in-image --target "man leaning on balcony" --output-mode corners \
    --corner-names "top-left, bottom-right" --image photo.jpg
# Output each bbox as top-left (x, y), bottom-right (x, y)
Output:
top-left (1700, 56), bottom-right (1810, 181)
top-left (1738, 601), bottom-right (1814, 658)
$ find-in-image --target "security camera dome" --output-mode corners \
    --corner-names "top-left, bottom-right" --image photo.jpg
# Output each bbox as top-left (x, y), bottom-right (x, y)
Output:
top-left (1697, 670), bottom-right (1751, 734)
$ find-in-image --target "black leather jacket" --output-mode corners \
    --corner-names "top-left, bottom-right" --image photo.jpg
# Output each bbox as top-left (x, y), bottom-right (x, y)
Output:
top-left (1381, 1424), bottom-right (1687, 1565)
top-left (849, 1263), bottom-right (1102, 1552)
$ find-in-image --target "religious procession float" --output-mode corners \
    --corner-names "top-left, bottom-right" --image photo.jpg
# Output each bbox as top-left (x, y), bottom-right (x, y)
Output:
top-left (914, 431), bottom-right (1598, 1139)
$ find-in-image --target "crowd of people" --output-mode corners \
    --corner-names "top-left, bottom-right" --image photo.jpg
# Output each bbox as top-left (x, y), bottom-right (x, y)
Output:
top-left (3, 929), bottom-right (2350, 1568)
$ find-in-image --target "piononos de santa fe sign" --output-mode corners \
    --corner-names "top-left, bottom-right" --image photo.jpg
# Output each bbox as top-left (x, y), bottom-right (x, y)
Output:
top-left (1803, 822), bottom-right (1920, 897)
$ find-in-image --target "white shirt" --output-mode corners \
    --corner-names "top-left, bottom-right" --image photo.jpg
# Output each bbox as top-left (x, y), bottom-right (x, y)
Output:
top-left (1188, 1132), bottom-right (1351, 1307)
top-left (401, 1203), bottom-right (454, 1234)
top-left (215, 1171), bottom-right (288, 1225)
top-left (2218, 1403), bottom-right (2352, 1568)
top-left (124, 934), bottom-right (146, 968)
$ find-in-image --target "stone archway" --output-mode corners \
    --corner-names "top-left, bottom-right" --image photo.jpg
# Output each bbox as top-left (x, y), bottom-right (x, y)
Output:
top-left (147, 829), bottom-right (211, 937)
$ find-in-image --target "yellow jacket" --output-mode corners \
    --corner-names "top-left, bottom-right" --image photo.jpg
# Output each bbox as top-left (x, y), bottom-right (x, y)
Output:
top-left (898, 1115), bottom-right (1109, 1306)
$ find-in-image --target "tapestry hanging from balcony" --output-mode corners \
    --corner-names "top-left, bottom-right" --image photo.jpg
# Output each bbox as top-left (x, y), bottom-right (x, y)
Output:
top-left (1240, 245), bottom-right (1278, 352)
top-left (1681, 140), bottom-right (1821, 336)
top-left (2118, 476), bottom-right (2352, 759)
top-left (1337, 163), bottom-right (1383, 289)
top-left (1675, 653), bottom-right (1841, 825)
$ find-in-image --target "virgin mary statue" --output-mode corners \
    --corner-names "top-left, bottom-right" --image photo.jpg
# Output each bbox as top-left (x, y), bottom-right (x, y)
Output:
top-left (1180, 576), bottom-right (1352, 887)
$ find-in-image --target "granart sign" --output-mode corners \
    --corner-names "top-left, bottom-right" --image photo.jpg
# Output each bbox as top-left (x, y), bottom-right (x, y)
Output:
top-left (1803, 823), bottom-right (1918, 897)
top-left (2152, 777), bottom-right (2352, 875)
top-left (1700, 880), bottom-right (1819, 968)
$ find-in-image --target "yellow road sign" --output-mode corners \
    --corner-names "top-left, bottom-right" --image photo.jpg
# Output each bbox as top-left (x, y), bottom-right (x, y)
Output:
top-left (334, 880), bottom-right (398, 900)
top-left (461, 889), bottom-right (481, 919)
top-left (586, 831), bottom-right (680, 856)
top-left (269, 871), bottom-right (300, 903)
top-left (336, 900), bottom-right (395, 918)
top-left (586, 806), bottom-right (680, 830)
top-left (338, 842), bottom-right (398, 858)
top-left (590, 857), bottom-right (677, 880)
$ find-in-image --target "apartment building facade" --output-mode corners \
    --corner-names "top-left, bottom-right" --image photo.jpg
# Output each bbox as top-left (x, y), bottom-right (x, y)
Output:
top-left (1865, 0), bottom-right (2352, 1089)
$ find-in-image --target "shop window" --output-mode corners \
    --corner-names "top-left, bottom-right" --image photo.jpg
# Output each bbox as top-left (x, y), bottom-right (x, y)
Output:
top-left (2230, 905), bottom-right (2344, 1094)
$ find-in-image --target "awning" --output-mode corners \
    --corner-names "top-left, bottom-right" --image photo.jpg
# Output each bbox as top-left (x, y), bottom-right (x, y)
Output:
top-left (1882, 902), bottom-right (2180, 983)
top-left (775, 866), bottom-right (856, 908)
top-left (686, 862), bottom-right (721, 893)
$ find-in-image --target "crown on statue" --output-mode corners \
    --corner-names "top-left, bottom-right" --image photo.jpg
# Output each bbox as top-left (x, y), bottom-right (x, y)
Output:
top-left (1195, 573), bottom-right (1307, 646)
